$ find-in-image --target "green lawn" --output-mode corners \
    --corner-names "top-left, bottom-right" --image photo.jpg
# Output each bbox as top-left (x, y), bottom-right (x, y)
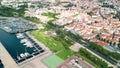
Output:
top-left (43, 55), bottom-right (64, 68)
top-left (56, 49), bottom-right (74, 60)
top-left (41, 12), bottom-right (59, 19)
top-left (30, 30), bottom-right (64, 52)
top-left (24, 17), bottom-right (41, 24)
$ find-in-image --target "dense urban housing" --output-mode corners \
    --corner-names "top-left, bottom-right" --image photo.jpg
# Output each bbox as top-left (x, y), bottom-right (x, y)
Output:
top-left (0, 0), bottom-right (120, 68)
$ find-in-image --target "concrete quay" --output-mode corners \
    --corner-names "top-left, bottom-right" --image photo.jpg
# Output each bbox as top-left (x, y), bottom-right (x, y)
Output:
top-left (0, 42), bottom-right (19, 68)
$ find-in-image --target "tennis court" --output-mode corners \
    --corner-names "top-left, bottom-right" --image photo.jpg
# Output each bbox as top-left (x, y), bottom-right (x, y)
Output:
top-left (43, 55), bottom-right (64, 68)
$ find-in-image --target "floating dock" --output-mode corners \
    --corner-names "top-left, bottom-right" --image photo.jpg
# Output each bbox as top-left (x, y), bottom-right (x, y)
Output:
top-left (0, 42), bottom-right (19, 68)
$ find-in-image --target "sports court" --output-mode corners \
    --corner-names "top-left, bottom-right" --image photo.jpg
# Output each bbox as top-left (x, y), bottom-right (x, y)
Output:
top-left (43, 55), bottom-right (64, 68)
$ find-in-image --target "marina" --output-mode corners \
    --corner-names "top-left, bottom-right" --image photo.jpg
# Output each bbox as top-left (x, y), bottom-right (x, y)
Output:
top-left (0, 17), bottom-right (37, 33)
top-left (0, 29), bottom-right (45, 63)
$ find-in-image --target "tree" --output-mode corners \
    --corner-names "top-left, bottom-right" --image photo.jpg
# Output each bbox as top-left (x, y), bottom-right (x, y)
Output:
top-left (87, 11), bottom-right (94, 16)
top-left (79, 48), bottom-right (108, 68)
top-left (89, 42), bottom-right (120, 60)
top-left (118, 43), bottom-right (120, 48)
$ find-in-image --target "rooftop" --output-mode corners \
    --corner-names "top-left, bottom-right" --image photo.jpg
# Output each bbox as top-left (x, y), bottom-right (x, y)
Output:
top-left (57, 56), bottom-right (93, 68)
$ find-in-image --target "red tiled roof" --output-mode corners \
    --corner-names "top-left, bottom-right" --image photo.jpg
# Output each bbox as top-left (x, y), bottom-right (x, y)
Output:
top-left (105, 35), bottom-right (112, 40)
top-left (92, 38), bottom-right (108, 46)
top-left (92, 38), bottom-right (98, 42)
top-left (97, 41), bottom-right (108, 46)
top-left (67, 24), bottom-right (75, 27)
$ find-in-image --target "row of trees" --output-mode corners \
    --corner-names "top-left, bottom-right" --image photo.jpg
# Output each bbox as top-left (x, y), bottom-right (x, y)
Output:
top-left (44, 20), bottom-right (56, 30)
top-left (96, 34), bottom-right (115, 45)
top-left (24, 17), bottom-right (41, 24)
top-left (96, 34), bottom-right (120, 48)
top-left (89, 42), bottom-right (120, 60)
top-left (79, 48), bottom-right (108, 68)
top-left (66, 31), bottom-right (83, 42)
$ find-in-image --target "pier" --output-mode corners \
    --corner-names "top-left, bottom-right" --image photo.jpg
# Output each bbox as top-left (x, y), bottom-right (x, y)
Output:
top-left (0, 42), bottom-right (19, 68)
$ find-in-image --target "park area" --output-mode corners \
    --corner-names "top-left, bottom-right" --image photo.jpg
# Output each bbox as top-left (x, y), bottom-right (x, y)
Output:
top-left (30, 30), bottom-right (64, 52)
top-left (30, 29), bottom-right (78, 68)
top-left (56, 49), bottom-right (74, 60)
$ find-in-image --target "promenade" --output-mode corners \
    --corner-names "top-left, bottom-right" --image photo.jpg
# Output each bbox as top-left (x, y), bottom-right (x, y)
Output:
top-left (0, 42), bottom-right (19, 68)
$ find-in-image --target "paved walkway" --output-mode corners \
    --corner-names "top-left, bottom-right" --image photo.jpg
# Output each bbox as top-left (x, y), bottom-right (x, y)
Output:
top-left (19, 51), bottom-right (52, 68)
top-left (0, 42), bottom-right (19, 68)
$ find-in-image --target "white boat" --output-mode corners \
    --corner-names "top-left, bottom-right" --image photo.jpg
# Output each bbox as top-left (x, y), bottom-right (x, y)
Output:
top-left (24, 52), bottom-right (30, 57)
top-left (25, 41), bottom-right (33, 48)
top-left (17, 56), bottom-right (21, 60)
top-left (16, 33), bottom-right (24, 38)
top-left (20, 39), bottom-right (28, 43)
top-left (20, 53), bottom-right (26, 58)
